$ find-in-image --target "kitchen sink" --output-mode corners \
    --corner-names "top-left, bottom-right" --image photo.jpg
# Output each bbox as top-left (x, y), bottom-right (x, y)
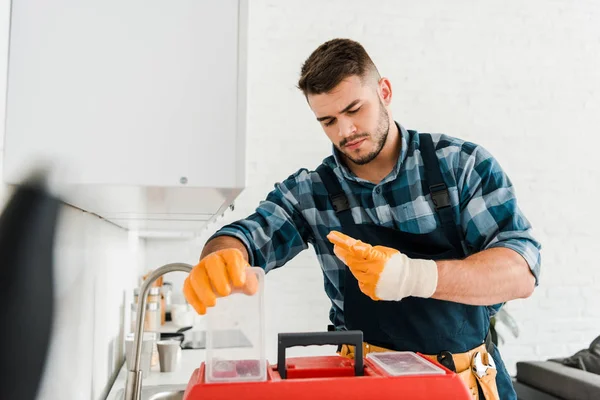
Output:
top-left (112, 384), bottom-right (187, 400)
top-left (147, 391), bottom-right (184, 400)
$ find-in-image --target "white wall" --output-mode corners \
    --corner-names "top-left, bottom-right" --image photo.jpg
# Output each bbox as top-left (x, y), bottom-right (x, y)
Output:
top-left (0, 158), bottom-right (145, 398)
top-left (0, 167), bottom-right (144, 400)
top-left (147, 0), bottom-right (600, 375)
top-left (35, 207), bottom-right (144, 400)
top-left (0, 2), bottom-right (144, 399)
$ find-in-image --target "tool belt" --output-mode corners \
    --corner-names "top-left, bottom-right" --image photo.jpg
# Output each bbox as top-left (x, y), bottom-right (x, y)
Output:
top-left (338, 338), bottom-right (500, 400)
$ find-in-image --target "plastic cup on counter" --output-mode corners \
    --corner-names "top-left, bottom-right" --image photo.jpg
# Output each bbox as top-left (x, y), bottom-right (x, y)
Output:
top-left (125, 332), bottom-right (156, 378)
top-left (157, 340), bottom-right (182, 372)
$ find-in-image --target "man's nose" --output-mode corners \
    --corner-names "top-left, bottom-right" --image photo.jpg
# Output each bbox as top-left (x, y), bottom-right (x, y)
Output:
top-left (338, 117), bottom-right (357, 137)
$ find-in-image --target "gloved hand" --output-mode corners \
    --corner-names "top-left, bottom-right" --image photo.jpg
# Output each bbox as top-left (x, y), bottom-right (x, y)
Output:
top-left (327, 231), bottom-right (438, 301)
top-left (183, 248), bottom-right (258, 315)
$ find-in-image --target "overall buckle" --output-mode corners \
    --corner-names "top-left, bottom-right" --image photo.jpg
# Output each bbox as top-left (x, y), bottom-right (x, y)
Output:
top-left (330, 193), bottom-right (350, 212)
top-left (430, 183), bottom-right (451, 210)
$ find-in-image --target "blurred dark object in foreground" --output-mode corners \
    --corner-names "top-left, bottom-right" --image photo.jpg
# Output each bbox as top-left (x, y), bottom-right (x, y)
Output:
top-left (0, 173), bottom-right (61, 400)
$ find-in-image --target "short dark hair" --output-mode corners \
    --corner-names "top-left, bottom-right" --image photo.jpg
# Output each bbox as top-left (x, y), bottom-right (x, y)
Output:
top-left (298, 38), bottom-right (380, 96)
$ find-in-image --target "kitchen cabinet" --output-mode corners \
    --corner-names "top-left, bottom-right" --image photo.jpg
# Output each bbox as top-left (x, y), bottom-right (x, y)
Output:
top-left (3, 0), bottom-right (248, 237)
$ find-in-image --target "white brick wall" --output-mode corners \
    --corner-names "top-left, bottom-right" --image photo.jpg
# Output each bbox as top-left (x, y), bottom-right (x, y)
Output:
top-left (154, 0), bottom-right (600, 375)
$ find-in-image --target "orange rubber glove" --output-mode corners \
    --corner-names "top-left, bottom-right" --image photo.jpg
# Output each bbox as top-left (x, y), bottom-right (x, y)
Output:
top-left (327, 231), bottom-right (438, 301)
top-left (183, 248), bottom-right (259, 315)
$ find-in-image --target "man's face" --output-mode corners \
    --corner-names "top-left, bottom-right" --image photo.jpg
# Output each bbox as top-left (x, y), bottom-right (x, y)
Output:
top-left (307, 75), bottom-right (390, 165)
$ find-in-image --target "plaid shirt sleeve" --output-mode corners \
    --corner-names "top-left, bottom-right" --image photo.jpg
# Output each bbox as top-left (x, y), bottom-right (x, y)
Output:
top-left (453, 141), bottom-right (542, 283)
top-left (207, 170), bottom-right (314, 272)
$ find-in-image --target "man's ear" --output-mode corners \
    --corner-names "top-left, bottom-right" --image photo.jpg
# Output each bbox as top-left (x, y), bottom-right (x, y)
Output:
top-left (378, 77), bottom-right (392, 106)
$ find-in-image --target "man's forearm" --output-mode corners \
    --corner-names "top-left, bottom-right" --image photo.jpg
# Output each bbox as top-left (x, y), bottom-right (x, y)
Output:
top-left (200, 235), bottom-right (250, 262)
top-left (431, 247), bottom-right (535, 305)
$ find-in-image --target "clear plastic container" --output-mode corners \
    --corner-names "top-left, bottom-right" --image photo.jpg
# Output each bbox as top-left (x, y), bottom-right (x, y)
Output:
top-left (130, 301), bottom-right (161, 367)
top-left (125, 332), bottom-right (157, 377)
top-left (205, 267), bottom-right (267, 383)
top-left (367, 351), bottom-right (446, 376)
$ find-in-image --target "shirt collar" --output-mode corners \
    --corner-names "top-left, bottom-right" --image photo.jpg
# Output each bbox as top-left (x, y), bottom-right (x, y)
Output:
top-left (329, 122), bottom-right (410, 184)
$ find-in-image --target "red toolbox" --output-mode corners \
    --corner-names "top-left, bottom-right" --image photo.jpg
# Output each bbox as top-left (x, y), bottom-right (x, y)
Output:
top-left (182, 331), bottom-right (471, 400)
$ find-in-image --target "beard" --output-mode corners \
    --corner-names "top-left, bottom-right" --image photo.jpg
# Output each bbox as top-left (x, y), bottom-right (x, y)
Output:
top-left (338, 100), bottom-right (390, 166)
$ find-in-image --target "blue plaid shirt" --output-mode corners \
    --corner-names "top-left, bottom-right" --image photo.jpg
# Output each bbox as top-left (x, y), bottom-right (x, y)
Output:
top-left (210, 125), bottom-right (542, 327)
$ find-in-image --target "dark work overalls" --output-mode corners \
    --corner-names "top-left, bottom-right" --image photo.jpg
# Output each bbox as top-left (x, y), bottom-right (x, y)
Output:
top-left (316, 132), bottom-right (516, 399)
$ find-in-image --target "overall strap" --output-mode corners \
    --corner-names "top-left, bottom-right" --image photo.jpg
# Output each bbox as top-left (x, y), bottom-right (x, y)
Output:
top-left (421, 133), bottom-right (495, 354)
top-left (419, 133), bottom-right (463, 250)
top-left (316, 164), bottom-right (355, 228)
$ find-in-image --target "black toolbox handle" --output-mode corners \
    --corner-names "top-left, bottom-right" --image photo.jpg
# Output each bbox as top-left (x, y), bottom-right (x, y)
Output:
top-left (277, 331), bottom-right (364, 379)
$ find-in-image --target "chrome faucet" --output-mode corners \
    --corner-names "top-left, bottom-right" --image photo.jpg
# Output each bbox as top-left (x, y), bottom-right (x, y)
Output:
top-left (124, 263), bottom-right (194, 400)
